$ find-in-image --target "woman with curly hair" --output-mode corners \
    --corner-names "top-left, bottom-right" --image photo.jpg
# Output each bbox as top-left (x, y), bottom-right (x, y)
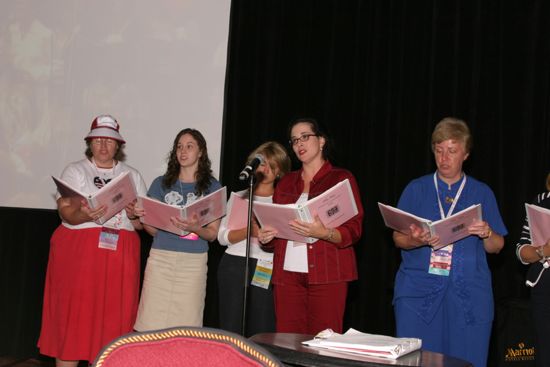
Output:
top-left (134, 128), bottom-right (221, 331)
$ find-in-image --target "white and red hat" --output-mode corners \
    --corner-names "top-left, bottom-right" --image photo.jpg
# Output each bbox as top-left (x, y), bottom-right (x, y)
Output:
top-left (84, 114), bottom-right (126, 143)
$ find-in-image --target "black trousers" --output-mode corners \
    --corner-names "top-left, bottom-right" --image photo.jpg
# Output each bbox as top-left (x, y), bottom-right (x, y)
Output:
top-left (217, 253), bottom-right (275, 337)
top-left (529, 263), bottom-right (550, 367)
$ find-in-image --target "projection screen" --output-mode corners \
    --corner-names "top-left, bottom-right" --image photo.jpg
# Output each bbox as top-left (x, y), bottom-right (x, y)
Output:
top-left (0, 0), bottom-right (230, 209)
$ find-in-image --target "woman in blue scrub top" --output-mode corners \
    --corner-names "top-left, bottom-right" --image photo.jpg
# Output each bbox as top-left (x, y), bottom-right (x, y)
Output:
top-left (392, 117), bottom-right (507, 367)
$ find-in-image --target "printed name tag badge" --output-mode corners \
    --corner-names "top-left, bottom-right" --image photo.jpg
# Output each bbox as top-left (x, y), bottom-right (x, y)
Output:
top-left (98, 226), bottom-right (120, 250)
top-left (251, 259), bottom-right (273, 289)
top-left (428, 245), bottom-right (454, 276)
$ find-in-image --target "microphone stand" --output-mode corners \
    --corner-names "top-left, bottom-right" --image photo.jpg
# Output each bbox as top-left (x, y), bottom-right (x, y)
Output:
top-left (241, 173), bottom-right (256, 336)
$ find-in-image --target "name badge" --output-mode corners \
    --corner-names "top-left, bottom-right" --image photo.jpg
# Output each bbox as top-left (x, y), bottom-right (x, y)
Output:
top-left (428, 245), bottom-right (454, 276)
top-left (251, 259), bottom-right (273, 289)
top-left (98, 226), bottom-right (120, 251)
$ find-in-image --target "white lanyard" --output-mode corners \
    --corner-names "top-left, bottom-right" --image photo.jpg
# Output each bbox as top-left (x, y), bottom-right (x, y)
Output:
top-left (433, 172), bottom-right (467, 219)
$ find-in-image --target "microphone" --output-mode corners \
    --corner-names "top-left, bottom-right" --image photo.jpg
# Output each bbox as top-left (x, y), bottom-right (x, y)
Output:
top-left (239, 154), bottom-right (264, 181)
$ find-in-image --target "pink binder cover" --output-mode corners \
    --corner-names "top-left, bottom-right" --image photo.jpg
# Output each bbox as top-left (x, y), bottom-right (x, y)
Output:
top-left (526, 203), bottom-right (550, 247)
top-left (52, 176), bottom-right (88, 201)
top-left (226, 192), bottom-right (250, 230)
top-left (138, 196), bottom-right (184, 236)
top-left (53, 171), bottom-right (137, 225)
top-left (139, 187), bottom-right (226, 236)
top-left (304, 179), bottom-right (359, 229)
top-left (253, 202), bottom-right (309, 242)
top-left (182, 187), bottom-right (227, 228)
top-left (378, 203), bottom-right (481, 250)
top-left (253, 179), bottom-right (359, 243)
top-left (429, 204), bottom-right (482, 247)
top-left (377, 202), bottom-right (430, 235)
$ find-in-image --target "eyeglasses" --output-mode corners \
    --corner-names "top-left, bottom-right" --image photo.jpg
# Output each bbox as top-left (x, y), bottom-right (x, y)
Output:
top-left (91, 138), bottom-right (117, 147)
top-left (289, 133), bottom-right (318, 146)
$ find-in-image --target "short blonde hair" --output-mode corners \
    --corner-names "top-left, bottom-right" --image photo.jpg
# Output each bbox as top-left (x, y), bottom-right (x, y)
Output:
top-left (247, 141), bottom-right (291, 178)
top-left (431, 117), bottom-right (472, 153)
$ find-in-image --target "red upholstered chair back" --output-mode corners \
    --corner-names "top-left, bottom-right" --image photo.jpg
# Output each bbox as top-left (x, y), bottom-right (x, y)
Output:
top-left (92, 327), bottom-right (283, 367)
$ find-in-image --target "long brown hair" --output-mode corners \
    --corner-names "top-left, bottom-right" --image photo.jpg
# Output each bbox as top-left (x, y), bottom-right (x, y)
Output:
top-left (162, 128), bottom-right (214, 196)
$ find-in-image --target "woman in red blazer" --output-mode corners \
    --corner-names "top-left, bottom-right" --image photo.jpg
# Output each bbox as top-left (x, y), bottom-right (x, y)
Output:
top-left (259, 117), bottom-right (364, 335)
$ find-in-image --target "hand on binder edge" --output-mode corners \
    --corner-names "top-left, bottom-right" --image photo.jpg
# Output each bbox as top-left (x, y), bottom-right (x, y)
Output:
top-left (407, 223), bottom-right (443, 249)
top-left (289, 214), bottom-right (330, 243)
top-left (82, 201), bottom-right (108, 224)
top-left (59, 196), bottom-right (107, 225)
top-left (170, 213), bottom-right (201, 235)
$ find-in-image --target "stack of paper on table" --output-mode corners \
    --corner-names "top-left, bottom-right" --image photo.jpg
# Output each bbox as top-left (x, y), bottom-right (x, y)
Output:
top-left (139, 187), bottom-right (226, 236)
top-left (253, 179), bottom-right (359, 243)
top-left (525, 203), bottom-right (550, 247)
top-left (52, 171), bottom-right (137, 225)
top-left (378, 202), bottom-right (482, 249)
top-left (303, 328), bottom-right (422, 359)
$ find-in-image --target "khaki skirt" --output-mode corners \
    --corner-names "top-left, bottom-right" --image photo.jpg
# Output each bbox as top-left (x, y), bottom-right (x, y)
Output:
top-left (134, 248), bottom-right (207, 331)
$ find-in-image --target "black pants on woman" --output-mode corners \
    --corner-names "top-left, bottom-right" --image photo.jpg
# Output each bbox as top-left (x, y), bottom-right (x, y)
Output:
top-left (217, 253), bottom-right (275, 337)
top-left (528, 262), bottom-right (550, 367)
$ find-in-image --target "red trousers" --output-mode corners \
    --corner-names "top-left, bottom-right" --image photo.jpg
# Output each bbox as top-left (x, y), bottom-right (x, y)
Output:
top-left (273, 271), bottom-right (348, 335)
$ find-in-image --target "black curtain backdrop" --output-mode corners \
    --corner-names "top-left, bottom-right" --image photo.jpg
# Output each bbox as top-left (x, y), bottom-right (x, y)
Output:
top-left (0, 208), bottom-right (58, 358)
top-left (0, 208), bottom-right (153, 359)
top-left (219, 0), bottom-right (550, 355)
